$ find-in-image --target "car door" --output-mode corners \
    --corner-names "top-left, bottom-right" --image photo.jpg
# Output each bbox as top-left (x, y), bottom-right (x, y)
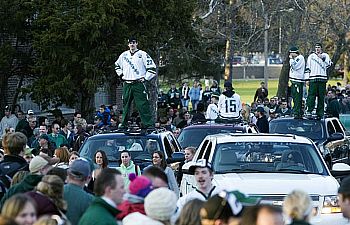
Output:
top-left (331, 119), bottom-right (350, 162)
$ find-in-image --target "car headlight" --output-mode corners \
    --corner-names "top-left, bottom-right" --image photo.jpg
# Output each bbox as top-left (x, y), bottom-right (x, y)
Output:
top-left (318, 145), bottom-right (330, 155)
top-left (321, 195), bottom-right (341, 214)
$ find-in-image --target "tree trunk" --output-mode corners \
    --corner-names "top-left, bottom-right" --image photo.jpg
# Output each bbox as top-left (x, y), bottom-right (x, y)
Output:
top-left (329, 33), bottom-right (346, 77)
top-left (80, 93), bottom-right (95, 122)
top-left (277, 55), bottom-right (290, 98)
top-left (0, 74), bottom-right (9, 118)
top-left (11, 74), bottom-right (24, 110)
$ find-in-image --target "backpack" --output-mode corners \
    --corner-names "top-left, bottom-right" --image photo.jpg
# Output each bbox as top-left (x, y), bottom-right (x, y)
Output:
top-left (0, 161), bottom-right (28, 197)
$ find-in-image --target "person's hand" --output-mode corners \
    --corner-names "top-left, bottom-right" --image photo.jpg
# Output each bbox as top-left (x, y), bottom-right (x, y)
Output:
top-left (140, 77), bottom-right (145, 82)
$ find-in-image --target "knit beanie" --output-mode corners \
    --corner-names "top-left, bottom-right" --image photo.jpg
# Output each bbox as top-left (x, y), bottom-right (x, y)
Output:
top-left (128, 173), bottom-right (152, 198)
top-left (144, 187), bottom-right (177, 221)
top-left (289, 46), bottom-right (299, 53)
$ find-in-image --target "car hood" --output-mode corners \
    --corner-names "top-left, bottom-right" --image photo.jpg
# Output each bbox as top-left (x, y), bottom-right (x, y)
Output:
top-left (213, 173), bottom-right (339, 195)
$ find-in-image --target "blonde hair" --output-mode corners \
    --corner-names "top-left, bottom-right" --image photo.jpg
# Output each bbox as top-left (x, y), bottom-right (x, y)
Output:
top-left (241, 105), bottom-right (251, 122)
top-left (11, 171), bottom-right (29, 186)
top-left (283, 190), bottom-right (313, 221)
top-left (1, 194), bottom-right (36, 220)
top-left (54, 147), bottom-right (70, 163)
top-left (35, 175), bottom-right (66, 211)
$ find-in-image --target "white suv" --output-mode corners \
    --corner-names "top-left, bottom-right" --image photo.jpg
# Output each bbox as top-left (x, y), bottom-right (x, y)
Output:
top-left (180, 133), bottom-right (349, 225)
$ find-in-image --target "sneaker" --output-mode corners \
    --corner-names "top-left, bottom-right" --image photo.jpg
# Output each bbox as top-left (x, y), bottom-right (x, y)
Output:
top-left (305, 112), bottom-right (312, 119)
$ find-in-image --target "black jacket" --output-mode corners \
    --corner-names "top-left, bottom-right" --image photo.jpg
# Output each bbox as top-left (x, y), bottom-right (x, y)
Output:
top-left (257, 115), bottom-right (269, 133)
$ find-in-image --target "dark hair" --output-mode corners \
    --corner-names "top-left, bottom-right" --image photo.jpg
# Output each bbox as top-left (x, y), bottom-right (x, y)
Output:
top-left (120, 150), bottom-right (130, 157)
top-left (38, 116), bottom-right (48, 126)
top-left (51, 121), bottom-right (60, 128)
top-left (94, 150), bottom-right (108, 168)
top-left (153, 151), bottom-right (167, 170)
top-left (60, 119), bottom-right (69, 127)
top-left (143, 166), bottom-right (168, 183)
top-left (46, 167), bottom-right (67, 183)
top-left (94, 168), bottom-right (121, 196)
top-left (74, 112), bottom-right (82, 117)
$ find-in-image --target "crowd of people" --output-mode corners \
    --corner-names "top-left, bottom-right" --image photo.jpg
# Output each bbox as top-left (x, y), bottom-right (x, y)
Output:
top-left (0, 131), bottom-right (347, 225)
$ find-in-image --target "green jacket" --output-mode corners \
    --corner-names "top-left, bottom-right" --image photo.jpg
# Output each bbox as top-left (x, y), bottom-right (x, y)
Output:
top-left (64, 183), bottom-right (95, 225)
top-left (116, 161), bottom-right (141, 189)
top-left (48, 133), bottom-right (68, 148)
top-left (78, 197), bottom-right (120, 225)
top-left (0, 174), bottom-right (42, 210)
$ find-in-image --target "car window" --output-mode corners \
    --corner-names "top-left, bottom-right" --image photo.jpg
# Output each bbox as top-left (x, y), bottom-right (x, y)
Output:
top-left (203, 142), bottom-right (213, 160)
top-left (327, 121), bottom-right (336, 135)
top-left (197, 140), bottom-right (209, 158)
top-left (178, 127), bottom-right (238, 148)
top-left (212, 141), bottom-right (327, 175)
top-left (270, 120), bottom-right (325, 140)
top-left (164, 135), bottom-right (175, 158)
top-left (167, 134), bottom-right (180, 152)
top-left (332, 120), bottom-right (343, 133)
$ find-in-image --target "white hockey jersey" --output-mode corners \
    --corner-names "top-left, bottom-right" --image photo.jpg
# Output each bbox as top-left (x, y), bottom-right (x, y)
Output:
top-left (305, 52), bottom-right (332, 81)
top-left (115, 50), bottom-right (156, 81)
top-left (206, 103), bottom-right (219, 120)
top-left (218, 93), bottom-right (242, 118)
top-left (289, 55), bottom-right (306, 82)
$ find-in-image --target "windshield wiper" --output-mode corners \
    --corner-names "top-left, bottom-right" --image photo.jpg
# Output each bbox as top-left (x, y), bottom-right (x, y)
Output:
top-left (276, 169), bottom-right (316, 174)
top-left (216, 168), bottom-right (268, 173)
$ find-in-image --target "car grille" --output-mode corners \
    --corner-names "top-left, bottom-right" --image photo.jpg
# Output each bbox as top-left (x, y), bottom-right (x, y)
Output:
top-left (249, 194), bottom-right (320, 214)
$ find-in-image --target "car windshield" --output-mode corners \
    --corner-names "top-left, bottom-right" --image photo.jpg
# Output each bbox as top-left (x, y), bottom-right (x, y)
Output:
top-left (269, 120), bottom-right (325, 140)
top-left (178, 127), bottom-right (240, 148)
top-left (213, 141), bottom-right (327, 175)
top-left (79, 136), bottom-right (161, 164)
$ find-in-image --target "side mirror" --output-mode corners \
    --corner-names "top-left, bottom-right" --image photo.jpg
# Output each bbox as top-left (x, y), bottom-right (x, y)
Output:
top-left (182, 161), bottom-right (195, 175)
top-left (167, 152), bottom-right (185, 163)
top-left (327, 132), bottom-right (344, 142)
top-left (330, 163), bottom-right (350, 180)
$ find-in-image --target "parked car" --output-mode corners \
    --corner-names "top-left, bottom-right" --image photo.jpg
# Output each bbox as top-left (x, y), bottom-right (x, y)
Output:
top-left (181, 133), bottom-right (350, 225)
top-left (79, 129), bottom-right (183, 169)
top-left (177, 123), bottom-right (259, 149)
top-left (269, 117), bottom-right (350, 168)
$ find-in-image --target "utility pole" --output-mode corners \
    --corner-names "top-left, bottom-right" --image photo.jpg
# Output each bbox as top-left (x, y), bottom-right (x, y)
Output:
top-left (224, 0), bottom-right (234, 82)
top-left (264, 13), bottom-right (269, 89)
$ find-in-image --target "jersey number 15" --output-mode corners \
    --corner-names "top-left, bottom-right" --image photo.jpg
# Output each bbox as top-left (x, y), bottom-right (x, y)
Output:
top-left (225, 99), bottom-right (237, 113)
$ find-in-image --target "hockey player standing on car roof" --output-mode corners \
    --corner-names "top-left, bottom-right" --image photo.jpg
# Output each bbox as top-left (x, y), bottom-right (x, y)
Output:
top-left (305, 42), bottom-right (332, 120)
top-left (288, 46), bottom-right (306, 119)
top-left (115, 37), bottom-right (156, 129)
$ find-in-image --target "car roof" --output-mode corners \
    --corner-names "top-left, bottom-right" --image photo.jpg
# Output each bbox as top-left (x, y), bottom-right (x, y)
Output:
top-left (183, 123), bottom-right (251, 130)
top-left (205, 133), bottom-right (313, 144)
top-left (87, 131), bottom-right (166, 140)
top-left (270, 116), bottom-right (340, 123)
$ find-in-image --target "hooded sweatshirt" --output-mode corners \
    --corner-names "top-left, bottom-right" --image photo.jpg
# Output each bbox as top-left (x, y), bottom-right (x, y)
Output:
top-left (116, 161), bottom-right (141, 189)
top-left (218, 90), bottom-right (242, 118)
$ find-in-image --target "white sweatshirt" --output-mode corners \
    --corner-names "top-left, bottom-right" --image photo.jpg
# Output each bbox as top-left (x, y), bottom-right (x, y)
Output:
top-left (305, 52), bottom-right (332, 81)
top-left (289, 54), bottom-right (306, 82)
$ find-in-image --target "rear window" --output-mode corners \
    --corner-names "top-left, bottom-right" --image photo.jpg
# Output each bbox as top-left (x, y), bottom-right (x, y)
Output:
top-left (178, 127), bottom-right (238, 148)
top-left (270, 120), bottom-right (325, 140)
